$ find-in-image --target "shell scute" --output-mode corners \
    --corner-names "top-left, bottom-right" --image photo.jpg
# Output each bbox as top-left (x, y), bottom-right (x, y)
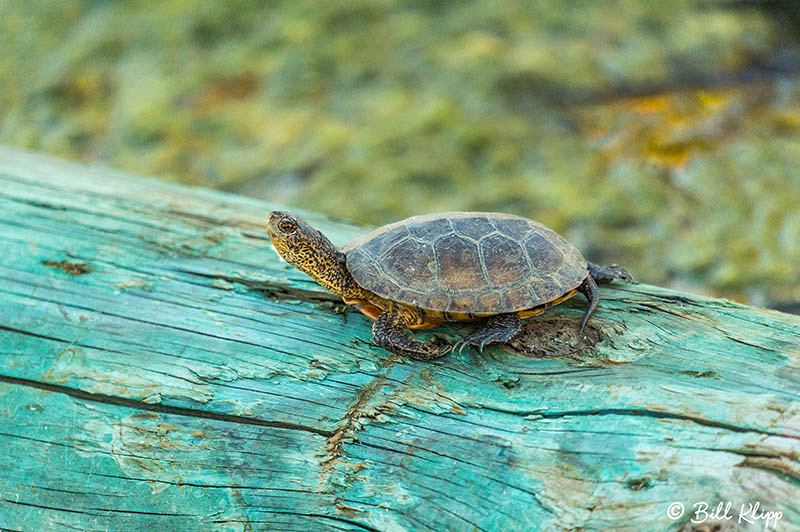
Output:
top-left (505, 285), bottom-right (533, 309)
top-left (426, 292), bottom-right (451, 310)
top-left (350, 259), bottom-right (383, 291)
top-left (451, 294), bottom-right (476, 311)
top-left (452, 216), bottom-right (496, 241)
top-left (370, 225), bottom-right (409, 256)
top-left (408, 218), bottom-right (453, 240)
top-left (384, 239), bottom-right (437, 290)
top-left (494, 217), bottom-right (532, 238)
top-left (481, 233), bottom-right (531, 287)
top-left (435, 234), bottom-right (487, 291)
top-left (477, 292), bottom-right (503, 309)
top-left (525, 233), bottom-right (563, 273)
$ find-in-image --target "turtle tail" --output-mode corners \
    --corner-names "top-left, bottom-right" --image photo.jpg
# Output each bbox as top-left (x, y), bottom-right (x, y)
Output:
top-left (577, 275), bottom-right (599, 333)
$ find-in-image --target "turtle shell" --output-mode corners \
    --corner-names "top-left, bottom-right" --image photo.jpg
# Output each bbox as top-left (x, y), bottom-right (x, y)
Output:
top-left (343, 212), bottom-right (588, 314)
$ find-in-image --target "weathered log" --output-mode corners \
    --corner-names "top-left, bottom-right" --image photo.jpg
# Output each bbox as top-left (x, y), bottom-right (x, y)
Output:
top-left (0, 146), bottom-right (798, 532)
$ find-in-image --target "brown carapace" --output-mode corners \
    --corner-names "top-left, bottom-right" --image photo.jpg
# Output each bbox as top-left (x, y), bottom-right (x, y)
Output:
top-left (267, 211), bottom-right (634, 360)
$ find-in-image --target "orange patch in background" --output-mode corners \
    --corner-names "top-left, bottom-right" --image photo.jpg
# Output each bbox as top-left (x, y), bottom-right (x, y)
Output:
top-left (631, 95), bottom-right (670, 114)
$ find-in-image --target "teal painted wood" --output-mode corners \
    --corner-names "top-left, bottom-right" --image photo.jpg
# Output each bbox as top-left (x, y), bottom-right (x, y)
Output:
top-left (0, 146), bottom-right (799, 532)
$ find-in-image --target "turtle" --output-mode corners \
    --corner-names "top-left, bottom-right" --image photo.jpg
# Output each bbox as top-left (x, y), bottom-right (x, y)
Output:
top-left (267, 210), bottom-right (634, 360)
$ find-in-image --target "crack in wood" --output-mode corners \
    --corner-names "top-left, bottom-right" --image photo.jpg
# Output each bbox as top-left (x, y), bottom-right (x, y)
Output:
top-left (1, 498), bottom-right (104, 517)
top-left (0, 374), bottom-right (334, 439)
top-left (320, 376), bottom-right (390, 469)
top-left (478, 405), bottom-right (793, 438)
top-left (737, 456), bottom-right (800, 485)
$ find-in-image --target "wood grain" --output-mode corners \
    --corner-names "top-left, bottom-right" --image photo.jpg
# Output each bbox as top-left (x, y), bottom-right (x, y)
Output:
top-left (0, 147), bottom-right (798, 531)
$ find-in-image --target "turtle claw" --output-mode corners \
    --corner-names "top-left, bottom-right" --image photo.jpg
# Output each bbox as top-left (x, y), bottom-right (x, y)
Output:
top-left (398, 341), bottom-right (452, 360)
top-left (455, 335), bottom-right (495, 354)
top-left (425, 337), bottom-right (454, 358)
top-left (456, 334), bottom-right (482, 353)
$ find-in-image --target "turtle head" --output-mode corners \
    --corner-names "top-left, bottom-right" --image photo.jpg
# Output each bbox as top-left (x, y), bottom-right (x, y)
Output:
top-left (267, 210), bottom-right (332, 270)
top-left (267, 210), bottom-right (352, 296)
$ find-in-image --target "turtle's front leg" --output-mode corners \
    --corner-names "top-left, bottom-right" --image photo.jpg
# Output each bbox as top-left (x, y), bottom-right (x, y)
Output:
top-left (372, 306), bottom-right (450, 360)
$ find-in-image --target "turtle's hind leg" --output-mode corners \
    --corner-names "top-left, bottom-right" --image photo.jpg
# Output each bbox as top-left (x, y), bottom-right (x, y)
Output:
top-left (454, 313), bottom-right (521, 353)
top-left (372, 305), bottom-right (450, 360)
top-left (577, 275), bottom-right (598, 333)
top-left (588, 262), bottom-right (636, 284)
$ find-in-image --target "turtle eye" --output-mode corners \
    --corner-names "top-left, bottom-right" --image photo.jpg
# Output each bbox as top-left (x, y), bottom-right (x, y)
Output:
top-left (278, 218), bottom-right (297, 234)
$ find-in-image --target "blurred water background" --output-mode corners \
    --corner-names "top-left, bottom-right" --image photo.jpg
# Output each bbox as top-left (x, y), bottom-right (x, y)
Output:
top-left (1, 0), bottom-right (799, 311)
